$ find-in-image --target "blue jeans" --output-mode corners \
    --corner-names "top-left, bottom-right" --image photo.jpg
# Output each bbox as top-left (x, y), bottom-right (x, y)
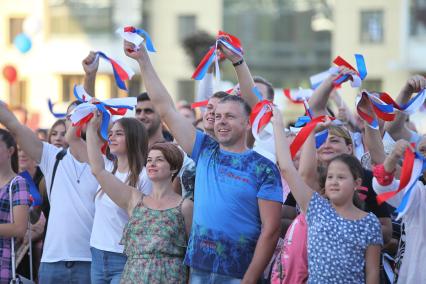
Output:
top-left (90, 247), bottom-right (127, 284)
top-left (190, 268), bottom-right (242, 284)
top-left (39, 261), bottom-right (91, 284)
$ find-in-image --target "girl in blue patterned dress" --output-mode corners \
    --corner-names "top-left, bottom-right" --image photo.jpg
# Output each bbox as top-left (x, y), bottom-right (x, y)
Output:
top-left (272, 108), bottom-right (383, 284)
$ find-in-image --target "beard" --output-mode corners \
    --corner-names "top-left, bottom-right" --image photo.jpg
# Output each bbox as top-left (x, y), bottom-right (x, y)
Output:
top-left (146, 118), bottom-right (161, 137)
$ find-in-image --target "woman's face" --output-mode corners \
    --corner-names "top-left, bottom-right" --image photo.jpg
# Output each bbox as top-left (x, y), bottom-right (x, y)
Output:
top-left (0, 140), bottom-right (12, 165)
top-left (108, 123), bottom-right (127, 156)
top-left (317, 134), bottom-right (352, 164)
top-left (49, 123), bottom-right (67, 148)
top-left (325, 160), bottom-right (358, 206)
top-left (18, 148), bottom-right (36, 172)
top-left (146, 149), bottom-right (172, 182)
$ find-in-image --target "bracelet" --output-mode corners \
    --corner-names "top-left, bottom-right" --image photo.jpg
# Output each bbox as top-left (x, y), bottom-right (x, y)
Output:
top-left (372, 164), bottom-right (395, 186)
top-left (232, 59), bottom-right (244, 67)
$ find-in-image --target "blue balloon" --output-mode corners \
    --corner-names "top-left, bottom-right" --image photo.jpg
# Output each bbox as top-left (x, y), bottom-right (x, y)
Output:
top-left (14, 33), bottom-right (32, 53)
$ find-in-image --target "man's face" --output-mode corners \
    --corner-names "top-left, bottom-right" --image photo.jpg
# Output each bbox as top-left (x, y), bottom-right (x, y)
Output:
top-left (203, 97), bottom-right (220, 134)
top-left (213, 101), bottom-right (250, 147)
top-left (135, 100), bottom-right (161, 136)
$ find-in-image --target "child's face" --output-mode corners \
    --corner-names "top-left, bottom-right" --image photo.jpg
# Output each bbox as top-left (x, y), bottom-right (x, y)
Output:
top-left (325, 160), bottom-right (358, 205)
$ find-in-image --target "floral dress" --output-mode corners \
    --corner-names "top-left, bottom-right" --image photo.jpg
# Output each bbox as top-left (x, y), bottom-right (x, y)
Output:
top-left (120, 195), bottom-right (188, 284)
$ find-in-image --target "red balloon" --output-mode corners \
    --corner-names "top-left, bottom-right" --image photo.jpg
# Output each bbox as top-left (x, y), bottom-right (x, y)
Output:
top-left (2, 65), bottom-right (18, 84)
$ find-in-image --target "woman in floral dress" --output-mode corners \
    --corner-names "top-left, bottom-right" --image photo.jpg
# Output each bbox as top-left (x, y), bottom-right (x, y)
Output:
top-left (86, 111), bottom-right (193, 283)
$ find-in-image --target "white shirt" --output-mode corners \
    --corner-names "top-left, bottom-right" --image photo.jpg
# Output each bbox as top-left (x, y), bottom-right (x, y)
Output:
top-left (373, 178), bottom-right (426, 284)
top-left (90, 160), bottom-right (152, 253)
top-left (39, 142), bottom-right (99, 262)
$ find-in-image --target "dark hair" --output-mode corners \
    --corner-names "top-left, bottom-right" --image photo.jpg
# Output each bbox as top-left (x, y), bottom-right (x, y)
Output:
top-left (178, 104), bottom-right (196, 117)
top-left (328, 154), bottom-right (364, 181)
top-left (218, 95), bottom-right (252, 117)
top-left (253, 75), bottom-right (274, 101)
top-left (66, 100), bottom-right (83, 114)
top-left (137, 92), bottom-right (150, 103)
top-left (0, 129), bottom-right (18, 173)
top-left (110, 118), bottom-right (149, 188)
top-left (48, 119), bottom-right (66, 144)
top-left (322, 153), bottom-right (365, 209)
top-left (149, 142), bottom-right (183, 181)
top-left (211, 91), bottom-right (230, 100)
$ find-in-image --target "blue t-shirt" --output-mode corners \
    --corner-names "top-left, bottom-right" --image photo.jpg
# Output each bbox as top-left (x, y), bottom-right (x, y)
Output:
top-left (306, 192), bottom-right (383, 283)
top-left (184, 131), bottom-right (283, 278)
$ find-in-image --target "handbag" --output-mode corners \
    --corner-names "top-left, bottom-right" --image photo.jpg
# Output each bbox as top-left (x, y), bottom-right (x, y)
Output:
top-left (8, 176), bottom-right (35, 284)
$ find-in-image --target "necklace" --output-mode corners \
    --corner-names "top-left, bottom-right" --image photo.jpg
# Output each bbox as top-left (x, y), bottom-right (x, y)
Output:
top-left (71, 158), bottom-right (87, 184)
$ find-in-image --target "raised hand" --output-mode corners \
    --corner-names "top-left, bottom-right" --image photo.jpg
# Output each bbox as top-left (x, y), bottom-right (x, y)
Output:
top-left (218, 42), bottom-right (243, 64)
top-left (384, 139), bottom-right (414, 172)
top-left (402, 74), bottom-right (426, 94)
top-left (271, 106), bottom-right (285, 127)
top-left (123, 40), bottom-right (148, 61)
top-left (82, 51), bottom-right (99, 75)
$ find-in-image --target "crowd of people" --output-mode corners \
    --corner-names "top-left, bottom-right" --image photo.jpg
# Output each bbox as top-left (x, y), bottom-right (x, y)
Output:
top-left (0, 32), bottom-right (425, 284)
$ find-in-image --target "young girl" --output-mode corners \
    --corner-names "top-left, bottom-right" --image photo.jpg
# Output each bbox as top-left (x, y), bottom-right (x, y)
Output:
top-left (0, 129), bottom-right (30, 283)
top-left (272, 108), bottom-right (382, 283)
top-left (86, 111), bottom-right (193, 284)
top-left (48, 119), bottom-right (67, 149)
top-left (89, 117), bottom-right (152, 283)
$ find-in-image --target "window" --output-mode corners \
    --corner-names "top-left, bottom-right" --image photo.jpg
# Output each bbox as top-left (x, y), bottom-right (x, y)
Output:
top-left (177, 80), bottom-right (195, 102)
top-left (61, 75), bottom-right (84, 102)
top-left (410, 0), bottom-right (426, 37)
top-left (9, 80), bottom-right (27, 108)
top-left (178, 15), bottom-right (196, 41)
top-left (9, 17), bottom-right (24, 44)
top-left (360, 10), bottom-right (384, 43)
top-left (48, 0), bottom-right (113, 35)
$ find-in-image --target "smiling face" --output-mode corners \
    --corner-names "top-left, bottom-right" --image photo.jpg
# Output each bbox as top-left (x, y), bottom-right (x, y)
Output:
top-left (213, 101), bottom-right (250, 148)
top-left (108, 122), bottom-right (127, 156)
top-left (317, 126), bottom-right (353, 164)
top-left (325, 160), bottom-right (360, 206)
top-left (203, 97), bottom-right (221, 134)
top-left (146, 149), bottom-right (173, 182)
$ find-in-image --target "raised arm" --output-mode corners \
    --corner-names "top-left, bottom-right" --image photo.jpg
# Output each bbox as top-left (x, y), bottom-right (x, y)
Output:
top-left (82, 51), bottom-right (99, 97)
top-left (0, 102), bottom-right (42, 163)
top-left (358, 99), bottom-right (386, 166)
top-left (385, 75), bottom-right (426, 141)
top-left (124, 41), bottom-right (196, 155)
top-left (309, 67), bottom-right (354, 117)
top-left (218, 43), bottom-right (258, 108)
top-left (65, 121), bottom-right (89, 163)
top-left (272, 107), bottom-right (313, 212)
top-left (86, 111), bottom-right (139, 214)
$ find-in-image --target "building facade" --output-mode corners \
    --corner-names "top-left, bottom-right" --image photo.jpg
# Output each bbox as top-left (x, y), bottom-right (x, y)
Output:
top-left (1, 0), bottom-right (221, 128)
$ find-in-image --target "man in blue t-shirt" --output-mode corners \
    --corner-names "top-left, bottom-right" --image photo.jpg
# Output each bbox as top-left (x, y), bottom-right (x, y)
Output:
top-left (124, 39), bottom-right (283, 282)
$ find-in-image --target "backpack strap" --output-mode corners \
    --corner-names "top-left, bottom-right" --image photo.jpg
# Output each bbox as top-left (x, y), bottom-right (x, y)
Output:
top-left (49, 149), bottom-right (67, 198)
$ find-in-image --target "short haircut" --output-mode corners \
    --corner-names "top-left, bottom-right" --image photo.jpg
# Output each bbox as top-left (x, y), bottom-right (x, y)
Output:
top-left (67, 100), bottom-right (83, 114)
top-left (253, 75), bottom-right (274, 101)
top-left (149, 142), bottom-right (184, 181)
top-left (211, 91), bottom-right (230, 100)
top-left (178, 104), bottom-right (196, 117)
top-left (218, 95), bottom-right (252, 117)
top-left (137, 92), bottom-right (150, 103)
